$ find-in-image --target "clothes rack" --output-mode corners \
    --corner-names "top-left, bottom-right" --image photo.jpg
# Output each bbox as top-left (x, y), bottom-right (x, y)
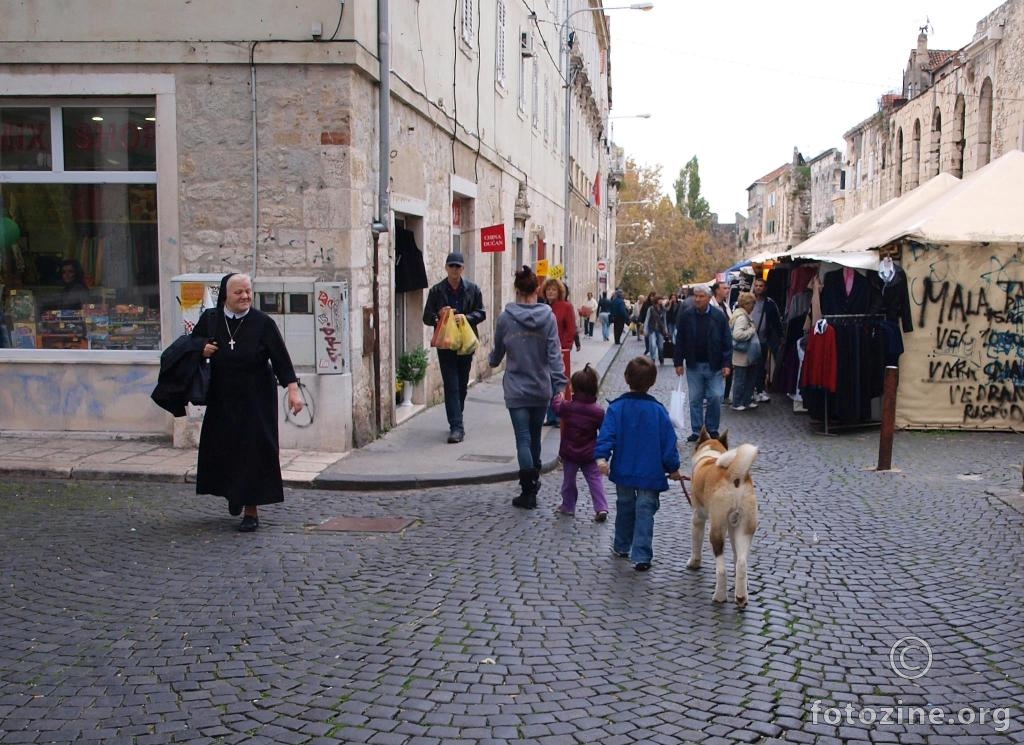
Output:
top-left (814, 314), bottom-right (886, 436)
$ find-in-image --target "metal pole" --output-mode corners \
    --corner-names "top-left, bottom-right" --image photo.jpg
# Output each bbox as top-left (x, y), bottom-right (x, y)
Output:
top-left (876, 365), bottom-right (899, 470)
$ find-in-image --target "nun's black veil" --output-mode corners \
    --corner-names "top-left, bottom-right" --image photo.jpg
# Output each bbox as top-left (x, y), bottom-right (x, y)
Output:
top-left (217, 272), bottom-right (238, 311)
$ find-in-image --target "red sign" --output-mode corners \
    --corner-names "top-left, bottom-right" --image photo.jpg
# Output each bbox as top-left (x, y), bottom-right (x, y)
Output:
top-left (480, 223), bottom-right (506, 253)
top-left (597, 260), bottom-right (607, 272)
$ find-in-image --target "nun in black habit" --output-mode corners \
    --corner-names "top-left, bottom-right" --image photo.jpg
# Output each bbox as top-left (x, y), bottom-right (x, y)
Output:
top-left (190, 272), bottom-right (304, 531)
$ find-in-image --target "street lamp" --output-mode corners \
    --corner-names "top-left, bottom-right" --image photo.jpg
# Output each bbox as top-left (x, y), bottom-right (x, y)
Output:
top-left (562, 3), bottom-right (653, 278)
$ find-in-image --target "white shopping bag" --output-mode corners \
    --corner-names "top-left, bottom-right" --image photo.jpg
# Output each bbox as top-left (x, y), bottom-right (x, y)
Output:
top-left (669, 376), bottom-right (688, 431)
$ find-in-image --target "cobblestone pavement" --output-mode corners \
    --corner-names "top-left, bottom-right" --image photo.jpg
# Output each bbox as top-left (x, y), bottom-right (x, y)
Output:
top-left (2, 337), bottom-right (1023, 744)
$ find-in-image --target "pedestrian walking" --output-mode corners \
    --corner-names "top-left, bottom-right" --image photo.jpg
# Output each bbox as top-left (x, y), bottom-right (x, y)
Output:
top-left (543, 278), bottom-right (579, 426)
top-left (192, 272), bottom-right (305, 532)
top-left (597, 290), bottom-right (612, 341)
top-left (489, 266), bottom-right (568, 509)
top-left (551, 364), bottom-right (608, 521)
top-left (672, 284), bottom-right (732, 443)
top-left (644, 295), bottom-right (669, 362)
top-left (596, 356), bottom-right (681, 571)
top-left (609, 289), bottom-right (629, 344)
top-left (579, 291), bottom-right (598, 337)
top-left (729, 292), bottom-right (759, 411)
top-left (750, 277), bottom-right (784, 403)
top-left (422, 251), bottom-right (486, 443)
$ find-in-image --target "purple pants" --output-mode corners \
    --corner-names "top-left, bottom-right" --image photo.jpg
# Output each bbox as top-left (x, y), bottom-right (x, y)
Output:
top-left (559, 459), bottom-right (609, 515)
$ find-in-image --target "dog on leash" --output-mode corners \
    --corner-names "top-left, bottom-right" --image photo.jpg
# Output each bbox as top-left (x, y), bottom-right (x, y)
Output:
top-left (686, 428), bottom-right (759, 607)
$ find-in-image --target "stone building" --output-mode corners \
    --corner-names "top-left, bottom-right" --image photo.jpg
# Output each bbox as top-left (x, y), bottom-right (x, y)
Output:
top-left (742, 148), bottom-right (809, 255)
top-left (807, 147), bottom-right (843, 236)
top-left (0, 0), bottom-right (619, 450)
top-left (840, 0), bottom-right (1024, 220)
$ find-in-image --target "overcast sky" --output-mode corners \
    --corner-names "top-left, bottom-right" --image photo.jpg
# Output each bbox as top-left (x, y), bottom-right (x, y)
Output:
top-left (607, 0), bottom-right (999, 220)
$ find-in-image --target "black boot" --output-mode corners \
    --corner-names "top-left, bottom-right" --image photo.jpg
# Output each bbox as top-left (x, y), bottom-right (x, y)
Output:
top-left (512, 468), bottom-right (540, 509)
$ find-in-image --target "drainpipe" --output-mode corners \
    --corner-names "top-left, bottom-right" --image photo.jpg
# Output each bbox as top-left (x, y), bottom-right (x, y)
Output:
top-left (370, 0), bottom-right (391, 437)
top-left (250, 45), bottom-right (260, 277)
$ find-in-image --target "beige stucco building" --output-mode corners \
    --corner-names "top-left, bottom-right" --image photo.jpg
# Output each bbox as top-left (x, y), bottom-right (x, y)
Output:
top-left (0, 0), bottom-right (621, 450)
top-left (741, 148), bottom-right (809, 255)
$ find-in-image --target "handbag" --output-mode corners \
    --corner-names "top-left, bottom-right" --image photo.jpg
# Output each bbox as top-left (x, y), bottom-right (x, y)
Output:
top-left (669, 376), bottom-right (688, 431)
top-left (430, 307), bottom-right (460, 350)
top-left (188, 358), bottom-right (211, 406)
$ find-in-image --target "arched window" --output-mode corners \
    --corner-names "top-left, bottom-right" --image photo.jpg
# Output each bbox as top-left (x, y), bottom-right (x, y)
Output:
top-left (978, 77), bottom-right (993, 168)
top-left (931, 107), bottom-right (942, 177)
top-left (894, 128), bottom-right (904, 197)
top-left (952, 94), bottom-right (966, 177)
top-left (909, 119), bottom-right (922, 190)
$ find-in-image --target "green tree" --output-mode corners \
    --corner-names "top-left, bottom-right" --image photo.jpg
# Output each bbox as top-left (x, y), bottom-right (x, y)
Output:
top-left (615, 158), bottom-right (738, 296)
top-left (677, 156), bottom-right (711, 230)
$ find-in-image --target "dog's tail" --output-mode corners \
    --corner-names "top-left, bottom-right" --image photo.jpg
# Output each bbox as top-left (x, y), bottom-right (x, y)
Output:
top-left (716, 445), bottom-right (758, 526)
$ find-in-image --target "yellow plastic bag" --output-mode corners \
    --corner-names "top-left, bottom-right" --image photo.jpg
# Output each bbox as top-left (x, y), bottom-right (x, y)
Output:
top-left (431, 308), bottom-right (460, 350)
top-left (455, 319), bottom-right (479, 356)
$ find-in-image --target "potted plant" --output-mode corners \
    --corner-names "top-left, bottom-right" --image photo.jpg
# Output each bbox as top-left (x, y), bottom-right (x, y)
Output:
top-left (397, 346), bottom-right (429, 406)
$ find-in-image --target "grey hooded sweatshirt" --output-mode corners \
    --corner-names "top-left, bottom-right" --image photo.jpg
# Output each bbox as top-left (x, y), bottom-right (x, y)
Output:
top-left (489, 302), bottom-right (568, 408)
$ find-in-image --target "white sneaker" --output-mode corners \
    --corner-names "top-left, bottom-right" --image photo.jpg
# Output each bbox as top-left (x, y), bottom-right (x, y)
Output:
top-left (756, 392), bottom-right (771, 402)
top-left (731, 405), bottom-right (747, 411)
top-left (747, 401), bottom-right (758, 409)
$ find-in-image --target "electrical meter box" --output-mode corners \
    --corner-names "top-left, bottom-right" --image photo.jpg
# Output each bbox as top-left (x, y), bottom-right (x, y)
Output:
top-left (169, 273), bottom-right (223, 335)
top-left (252, 276), bottom-right (318, 366)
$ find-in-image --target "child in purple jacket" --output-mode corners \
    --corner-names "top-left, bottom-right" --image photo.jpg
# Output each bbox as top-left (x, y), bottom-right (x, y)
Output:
top-left (551, 364), bottom-right (609, 521)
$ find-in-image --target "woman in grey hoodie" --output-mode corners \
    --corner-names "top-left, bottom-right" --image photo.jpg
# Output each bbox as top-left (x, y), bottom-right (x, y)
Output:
top-left (489, 266), bottom-right (568, 509)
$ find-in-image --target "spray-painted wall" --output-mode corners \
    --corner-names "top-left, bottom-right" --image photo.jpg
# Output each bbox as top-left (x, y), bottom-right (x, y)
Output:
top-left (898, 241), bottom-right (1024, 429)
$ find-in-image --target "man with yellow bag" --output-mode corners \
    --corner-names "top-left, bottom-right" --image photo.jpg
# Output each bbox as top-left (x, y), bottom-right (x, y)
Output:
top-left (422, 252), bottom-right (486, 443)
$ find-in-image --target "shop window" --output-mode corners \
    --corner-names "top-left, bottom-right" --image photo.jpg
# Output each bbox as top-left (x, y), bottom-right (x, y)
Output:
top-left (0, 102), bottom-right (158, 351)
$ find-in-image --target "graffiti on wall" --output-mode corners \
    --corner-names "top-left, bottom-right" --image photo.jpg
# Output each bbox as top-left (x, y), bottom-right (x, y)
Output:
top-left (910, 244), bottom-right (1024, 426)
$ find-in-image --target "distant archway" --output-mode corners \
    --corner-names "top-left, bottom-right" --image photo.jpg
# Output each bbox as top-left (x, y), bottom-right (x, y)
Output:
top-left (978, 77), bottom-right (993, 167)
top-left (930, 107), bottom-right (942, 177)
top-left (894, 128), bottom-right (904, 197)
top-left (952, 94), bottom-right (966, 177)
top-left (909, 119), bottom-right (922, 190)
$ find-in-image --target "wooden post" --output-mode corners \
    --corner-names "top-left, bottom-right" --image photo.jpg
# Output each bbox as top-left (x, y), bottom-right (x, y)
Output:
top-left (876, 365), bottom-right (899, 471)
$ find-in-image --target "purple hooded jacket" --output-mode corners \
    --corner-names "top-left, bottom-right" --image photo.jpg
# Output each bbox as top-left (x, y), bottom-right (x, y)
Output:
top-left (552, 392), bottom-right (605, 463)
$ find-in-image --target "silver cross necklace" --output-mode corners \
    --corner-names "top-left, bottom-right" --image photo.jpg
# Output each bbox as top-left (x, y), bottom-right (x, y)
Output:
top-left (224, 313), bottom-right (246, 350)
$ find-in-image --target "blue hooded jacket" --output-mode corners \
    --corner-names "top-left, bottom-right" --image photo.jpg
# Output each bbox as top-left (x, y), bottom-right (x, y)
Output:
top-left (595, 392), bottom-right (679, 491)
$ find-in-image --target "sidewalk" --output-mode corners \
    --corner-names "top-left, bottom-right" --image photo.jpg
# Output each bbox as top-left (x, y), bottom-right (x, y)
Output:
top-left (0, 333), bottom-right (625, 491)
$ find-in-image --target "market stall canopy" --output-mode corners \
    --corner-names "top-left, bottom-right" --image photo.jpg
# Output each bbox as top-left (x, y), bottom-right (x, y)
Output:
top-left (868, 148), bottom-right (1024, 246)
top-left (780, 173), bottom-right (961, 269)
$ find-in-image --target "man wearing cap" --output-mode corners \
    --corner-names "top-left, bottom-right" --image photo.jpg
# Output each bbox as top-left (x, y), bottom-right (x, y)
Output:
top-left (673, 284), bottom-right (732, 443)
top-left (422, 252), bottom-right (486, 443)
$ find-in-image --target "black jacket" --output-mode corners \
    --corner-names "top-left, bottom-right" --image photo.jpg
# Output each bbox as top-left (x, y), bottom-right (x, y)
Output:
top-left (422, 277), bottom-right (486, 332)
top-left (673, 304), bottom-right (733, 370)
top-left (151, 333), bottom-right (209, 417)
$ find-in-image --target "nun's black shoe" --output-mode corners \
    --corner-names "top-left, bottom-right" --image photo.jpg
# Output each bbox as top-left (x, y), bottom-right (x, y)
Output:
top-left (238, 515), bottom-right (259, 532)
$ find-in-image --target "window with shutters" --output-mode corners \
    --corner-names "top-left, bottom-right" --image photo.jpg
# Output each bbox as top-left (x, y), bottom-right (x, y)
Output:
top-left (461, 0), bottom-right (475, 48)
top-left (531, 64), bottom-right (539, 129)
top-left (495, 1), bottom-right (507, 89)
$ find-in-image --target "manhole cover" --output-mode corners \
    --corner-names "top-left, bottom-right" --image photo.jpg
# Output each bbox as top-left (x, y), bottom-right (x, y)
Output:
top-left (309, 517), bottom-right (416, 533)
top-left (458, 453), bottom-right (515, 463)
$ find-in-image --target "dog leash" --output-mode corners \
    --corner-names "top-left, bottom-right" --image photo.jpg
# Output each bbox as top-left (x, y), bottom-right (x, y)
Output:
top-left (679, 474), bottom-right (692, 505)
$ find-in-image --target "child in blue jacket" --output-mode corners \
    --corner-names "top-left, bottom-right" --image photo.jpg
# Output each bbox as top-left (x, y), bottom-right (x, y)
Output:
top-left (596, 356), bottom-right (681, 571)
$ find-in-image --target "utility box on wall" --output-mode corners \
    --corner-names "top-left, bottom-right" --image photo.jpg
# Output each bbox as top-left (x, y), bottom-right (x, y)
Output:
top-left (253, 276), bottom-right (317, 366)
top-left (313, 281), bottom-right (350, 374)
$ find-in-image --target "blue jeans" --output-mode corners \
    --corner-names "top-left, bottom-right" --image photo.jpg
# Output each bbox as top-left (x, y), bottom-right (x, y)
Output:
top-left (685, 362), bottom-right (725, 436)
top-left (647, 330), bottom-right (664, 359)
top-left (599, 312), bottom-right (611, 341)
top-left (508, 406), bottom-right (546, 470)
top-left (613, 486), bottom-right (660, 564)
top-left (732, 364), bottom-right (755, 407)
top-left (437, 349), bottom-right (473, 432)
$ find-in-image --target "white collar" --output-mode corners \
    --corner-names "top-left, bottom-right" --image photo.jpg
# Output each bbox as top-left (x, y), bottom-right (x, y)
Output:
top-left (224, 308), bottom-right (250, 320)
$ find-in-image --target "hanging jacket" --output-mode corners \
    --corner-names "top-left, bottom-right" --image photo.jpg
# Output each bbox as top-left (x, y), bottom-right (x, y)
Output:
top-left (151, 333), bottom-right (209, 417)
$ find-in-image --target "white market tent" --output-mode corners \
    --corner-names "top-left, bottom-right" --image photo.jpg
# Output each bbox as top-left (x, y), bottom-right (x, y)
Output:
top-left (862, 148), bottom-right (1024, 247)
top-left (782, 172), bottom-right (962, 268)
